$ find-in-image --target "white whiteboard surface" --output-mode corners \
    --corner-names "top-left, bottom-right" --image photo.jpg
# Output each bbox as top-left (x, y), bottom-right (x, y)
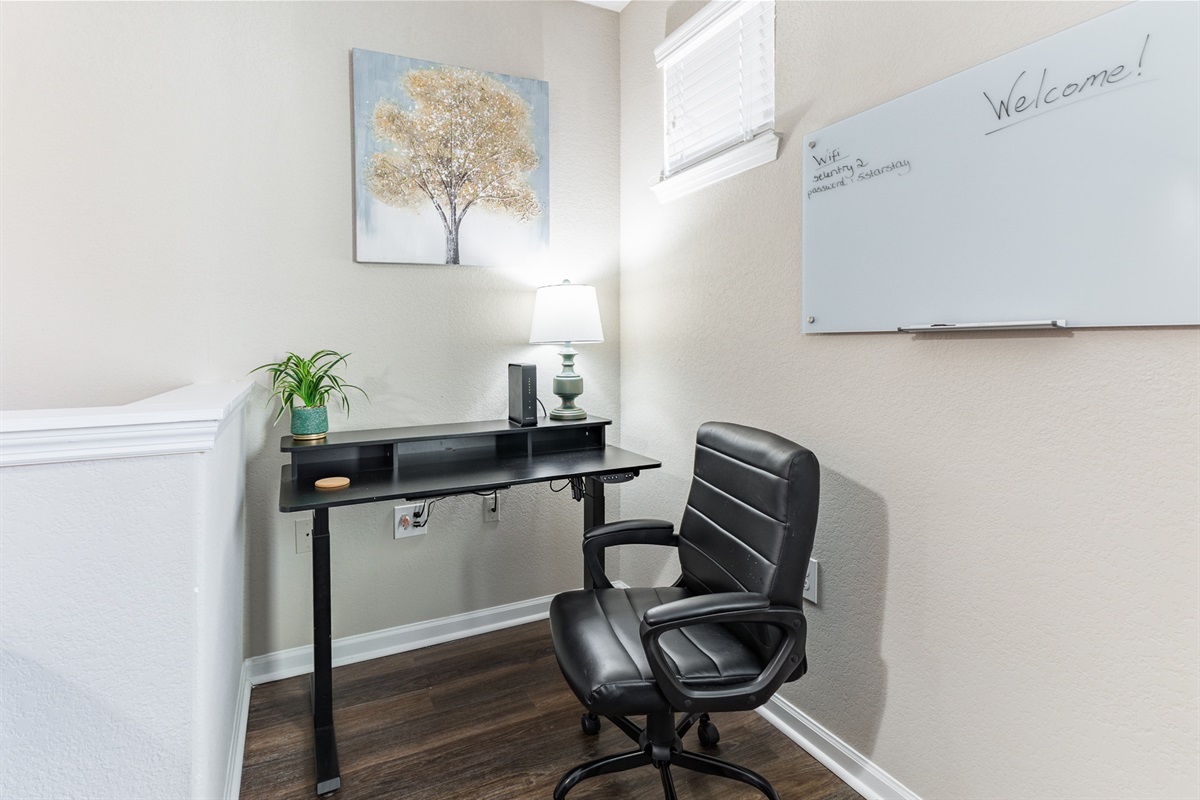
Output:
top-left (800, 2), bottom-right (1199, 333)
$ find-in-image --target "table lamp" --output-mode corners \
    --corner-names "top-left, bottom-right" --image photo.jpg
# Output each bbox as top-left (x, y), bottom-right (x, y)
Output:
top-left (529, 280), bottom-right (604, 420)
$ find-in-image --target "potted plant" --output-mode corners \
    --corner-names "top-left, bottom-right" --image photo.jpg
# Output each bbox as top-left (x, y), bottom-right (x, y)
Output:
top-left (250, 350), bottom-right (368, 440)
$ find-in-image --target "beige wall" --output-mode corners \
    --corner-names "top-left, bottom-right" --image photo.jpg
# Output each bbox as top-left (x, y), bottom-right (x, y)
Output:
top-left (0, 1), bottom-right (621, 657)
top-left (618, 2), bottom-right (1198, 798)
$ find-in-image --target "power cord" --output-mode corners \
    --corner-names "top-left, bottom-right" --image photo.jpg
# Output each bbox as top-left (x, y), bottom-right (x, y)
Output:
top-left (412, 496), bottom-right (447, 528)
top-left (412, 491), bottom-right (500, 526)
top-left (474, 490), bottom-right (499, 514)
top-left (549, 478), bottom-right (585, 500)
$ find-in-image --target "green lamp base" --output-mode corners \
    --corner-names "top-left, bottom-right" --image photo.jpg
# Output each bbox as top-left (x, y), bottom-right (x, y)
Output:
top-left (549, 403), bottom-right (587, 420)
top-left (550, 344), bottom-right (588, 420)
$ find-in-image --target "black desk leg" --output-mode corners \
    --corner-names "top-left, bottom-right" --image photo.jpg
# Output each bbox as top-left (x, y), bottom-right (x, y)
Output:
top-left (583, 477), bottom-right (605, 589)
top-left (311, 507), bottom-right (341, 795)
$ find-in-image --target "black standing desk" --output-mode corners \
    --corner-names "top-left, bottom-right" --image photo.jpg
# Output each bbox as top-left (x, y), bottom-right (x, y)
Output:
top-left (277, 416), bottom-right (660, 795)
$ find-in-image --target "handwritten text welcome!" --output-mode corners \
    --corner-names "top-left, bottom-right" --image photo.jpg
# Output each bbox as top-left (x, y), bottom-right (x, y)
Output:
top-left (982, 34), bottom-right (1151, 134)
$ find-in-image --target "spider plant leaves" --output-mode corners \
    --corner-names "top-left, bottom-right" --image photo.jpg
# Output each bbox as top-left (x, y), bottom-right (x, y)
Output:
top-left (249, 350), bottom-right (369, 425)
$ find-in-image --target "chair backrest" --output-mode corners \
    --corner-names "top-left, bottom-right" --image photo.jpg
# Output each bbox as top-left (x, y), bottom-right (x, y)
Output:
top-left (678, 422), bottom-right (820, 664)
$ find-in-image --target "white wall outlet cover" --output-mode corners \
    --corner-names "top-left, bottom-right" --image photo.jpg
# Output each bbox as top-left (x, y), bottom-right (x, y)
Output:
top-left (394, 502), bottom-right (427, 539)
top-left (482, 494), bottom-right (499, 522)
top-left (803, 559), bottom-right (819, 604)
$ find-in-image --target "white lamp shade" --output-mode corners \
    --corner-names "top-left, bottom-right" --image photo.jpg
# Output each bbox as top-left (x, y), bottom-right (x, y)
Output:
top-left (529, 282), bottom-right (605, 344)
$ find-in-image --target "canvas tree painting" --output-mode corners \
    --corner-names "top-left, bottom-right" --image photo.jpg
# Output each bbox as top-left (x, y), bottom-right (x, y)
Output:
top-left (352, 49), bottom-right (549, 266)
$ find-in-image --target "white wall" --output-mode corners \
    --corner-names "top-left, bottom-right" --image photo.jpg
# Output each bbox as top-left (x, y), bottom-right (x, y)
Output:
top-left (0, 1), bottom-right (622, 659)
top-left (193, 396), bottom-right (249, 799)
top-left (1, 456), bottom-right (197, 798)
top-left (0, 383), bottom-right (250, 799)
top-left (618, 2), bottom-right (1198, 798)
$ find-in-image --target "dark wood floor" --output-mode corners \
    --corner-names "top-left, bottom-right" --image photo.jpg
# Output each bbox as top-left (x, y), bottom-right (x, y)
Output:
top-left (240, 620), bottom-right (860, 799)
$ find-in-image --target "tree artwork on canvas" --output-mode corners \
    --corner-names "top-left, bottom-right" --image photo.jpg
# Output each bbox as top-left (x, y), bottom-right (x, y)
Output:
top-left (367, 68), bottom-right (540, 264)
top-left (352, 51), bottom-right (550, 267)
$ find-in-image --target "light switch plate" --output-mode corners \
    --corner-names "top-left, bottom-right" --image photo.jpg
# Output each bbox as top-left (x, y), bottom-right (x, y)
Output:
top-left (295, 519), bottom-right (312, 554)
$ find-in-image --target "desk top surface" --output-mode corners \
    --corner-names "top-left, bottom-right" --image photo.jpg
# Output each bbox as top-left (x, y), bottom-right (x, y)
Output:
top-left (279, 443), bottom-right (658, 512)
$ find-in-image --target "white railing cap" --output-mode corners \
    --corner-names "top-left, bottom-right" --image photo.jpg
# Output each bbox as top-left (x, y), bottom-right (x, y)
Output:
top-left (0, 381), bottom-right (254, 467)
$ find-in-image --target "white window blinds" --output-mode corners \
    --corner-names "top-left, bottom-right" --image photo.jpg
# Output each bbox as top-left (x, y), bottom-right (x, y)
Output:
top-left (656, 0), bottom-right (775, 179)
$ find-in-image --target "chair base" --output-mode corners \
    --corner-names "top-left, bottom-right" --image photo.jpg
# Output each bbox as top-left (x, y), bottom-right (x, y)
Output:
top-left (554, 711), bottom-right (780, 800)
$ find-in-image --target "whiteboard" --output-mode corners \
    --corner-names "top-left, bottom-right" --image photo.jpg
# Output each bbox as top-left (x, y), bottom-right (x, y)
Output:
top-left (800, 2), bottom-right (1199, 333)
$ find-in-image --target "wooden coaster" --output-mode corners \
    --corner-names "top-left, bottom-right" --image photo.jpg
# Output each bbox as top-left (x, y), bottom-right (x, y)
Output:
top-left (314, 476), bottom-right (350, 490)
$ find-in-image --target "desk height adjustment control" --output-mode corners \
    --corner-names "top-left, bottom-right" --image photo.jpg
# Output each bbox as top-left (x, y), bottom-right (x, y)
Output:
top-left (597, 471), bottom-right (638, 483)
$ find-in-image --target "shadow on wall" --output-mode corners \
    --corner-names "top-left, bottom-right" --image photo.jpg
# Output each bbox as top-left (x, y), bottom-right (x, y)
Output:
top-left (613, 467), bottom-right (692, 588)
top-left (242, 389), bottom-right (287, 660)
top-left (666, 1), bottom-right (708, 36)
top-left (792, 465), bottom-right (889, 756)
top-left (0, 649), bottom-right (180, 798)
top-left (777, 100), bottom-right (815, 158)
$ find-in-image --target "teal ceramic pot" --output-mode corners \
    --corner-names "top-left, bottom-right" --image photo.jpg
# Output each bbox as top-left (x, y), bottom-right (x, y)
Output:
top-left (291, 405), bottom-right (328, 440)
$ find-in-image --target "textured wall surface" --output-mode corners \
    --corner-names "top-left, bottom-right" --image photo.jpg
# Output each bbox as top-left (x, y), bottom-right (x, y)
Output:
top-left (0, 1), bottom-right (622, 658)
top-left (195, 400), bottom-right (247, 799)
top-left (618, 2), bottom-right (1199, 798)
top-left (0, 455), bottom-right (199, 798)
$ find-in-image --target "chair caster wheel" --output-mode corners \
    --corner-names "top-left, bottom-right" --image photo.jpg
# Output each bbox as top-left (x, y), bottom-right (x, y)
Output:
top-left (697, 719), bottom-right (720, 747)
top-left (581, 713), bottom-right (601, 735)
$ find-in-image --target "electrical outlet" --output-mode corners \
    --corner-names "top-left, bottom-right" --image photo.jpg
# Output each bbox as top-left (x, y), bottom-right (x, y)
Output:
top-left (482, 493), bottom-right (499, 522)
top-left (394, 502), bottom-right (428, 539)
top-left (803, 558), bottom-right (819, 603)
top-left (295, 519), bottom-right (312, 554)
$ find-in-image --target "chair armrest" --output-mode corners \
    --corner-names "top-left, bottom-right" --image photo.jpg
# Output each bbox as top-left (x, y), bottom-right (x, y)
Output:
top-left (642, 591), bottom-right (768, 626)
top-left (582, 519), bottom-right (676, 589)
top-left (639, 594), bottom-right (806, 714)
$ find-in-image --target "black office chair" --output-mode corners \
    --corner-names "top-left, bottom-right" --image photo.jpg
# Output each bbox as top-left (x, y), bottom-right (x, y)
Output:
top-left (549, 422), bottom-right (819, 800)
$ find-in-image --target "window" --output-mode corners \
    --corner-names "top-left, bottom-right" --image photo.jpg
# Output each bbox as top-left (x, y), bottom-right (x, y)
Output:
top-left (652, 0), bottom-right (778, 202)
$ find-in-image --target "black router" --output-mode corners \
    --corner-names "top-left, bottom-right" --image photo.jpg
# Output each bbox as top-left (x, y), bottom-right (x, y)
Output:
top-left (507, 363), bottom-right (537, 427)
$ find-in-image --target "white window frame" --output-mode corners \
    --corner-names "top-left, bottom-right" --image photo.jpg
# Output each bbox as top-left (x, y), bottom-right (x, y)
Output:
top-left (651, 0), bottom-right (778, 203)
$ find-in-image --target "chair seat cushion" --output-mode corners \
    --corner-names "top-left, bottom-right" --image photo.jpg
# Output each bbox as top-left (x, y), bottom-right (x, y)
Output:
top-left (549, 587), bottom-right (766, 717)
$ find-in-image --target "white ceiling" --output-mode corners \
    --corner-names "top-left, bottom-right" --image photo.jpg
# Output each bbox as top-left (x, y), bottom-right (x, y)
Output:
top-left (576, 0), bottom-right (631, 12)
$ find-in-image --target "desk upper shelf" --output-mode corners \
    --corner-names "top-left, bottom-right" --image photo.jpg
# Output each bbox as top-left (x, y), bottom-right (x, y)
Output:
top-left (277, 416), bottom-right (660, 512)
top-left (281, 415), bottom-right (611, 452)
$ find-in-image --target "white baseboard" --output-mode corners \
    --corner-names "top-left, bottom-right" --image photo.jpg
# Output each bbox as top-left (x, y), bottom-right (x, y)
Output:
top-left (224, 659), bottom-right (252, 800)
top-left (245, 592), bottom-right (555, 686)
top-left (757, 695), bottom-right (920, 800)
